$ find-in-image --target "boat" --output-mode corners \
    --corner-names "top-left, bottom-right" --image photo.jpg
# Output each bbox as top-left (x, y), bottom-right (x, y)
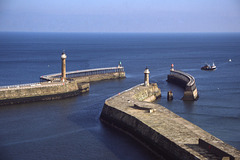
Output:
top-left (201, 63), bottom-right (216, 70)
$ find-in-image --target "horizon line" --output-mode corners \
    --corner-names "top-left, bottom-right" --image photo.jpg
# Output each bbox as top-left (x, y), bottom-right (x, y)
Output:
top-left (0, 31), bottom-right (240, 34)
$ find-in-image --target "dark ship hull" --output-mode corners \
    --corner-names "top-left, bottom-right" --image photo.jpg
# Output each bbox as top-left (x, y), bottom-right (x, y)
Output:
top-left (201, 64), bottom-right (216, 70)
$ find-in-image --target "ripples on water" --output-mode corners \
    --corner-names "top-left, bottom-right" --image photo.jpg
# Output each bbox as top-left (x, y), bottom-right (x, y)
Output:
top-left (0, 32), bottom-right (239, 159)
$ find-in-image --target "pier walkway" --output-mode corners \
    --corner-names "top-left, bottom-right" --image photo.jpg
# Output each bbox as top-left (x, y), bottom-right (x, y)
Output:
top-left (0, 82), bottom-right (63, 91)
top-left (100, 83), bottom-right (240, 159)
top-left (40, 66), bottom-right (125, 82)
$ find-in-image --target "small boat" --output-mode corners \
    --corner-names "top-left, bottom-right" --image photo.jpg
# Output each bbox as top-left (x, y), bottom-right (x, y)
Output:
top-left (201, 63), bottom-right (216, 70)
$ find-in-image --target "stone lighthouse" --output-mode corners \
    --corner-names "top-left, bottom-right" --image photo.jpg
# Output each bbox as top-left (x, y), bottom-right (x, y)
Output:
top-left (144, 67), bottom-right (150, 86)
top-left (61, 51), bottom-right (67, 82)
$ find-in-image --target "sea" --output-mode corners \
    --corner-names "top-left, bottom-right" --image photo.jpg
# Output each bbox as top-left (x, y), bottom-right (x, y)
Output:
top-left (0, 32), bottom-right (239, 160)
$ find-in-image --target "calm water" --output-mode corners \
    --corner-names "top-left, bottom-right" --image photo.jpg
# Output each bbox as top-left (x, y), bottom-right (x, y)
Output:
top-left (0, 32), bottom-right (239, 160)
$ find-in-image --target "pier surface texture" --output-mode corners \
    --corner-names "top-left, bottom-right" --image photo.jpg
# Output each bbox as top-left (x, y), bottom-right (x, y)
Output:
top-left (0, 67), bottom-right (125, 106)
top-left (100, 83), bottom-right (240, 159)
top-left (167, 70), bottom-right (198, 101)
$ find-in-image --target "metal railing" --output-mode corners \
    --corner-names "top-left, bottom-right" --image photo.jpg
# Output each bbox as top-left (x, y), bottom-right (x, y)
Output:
top-left (41, 66), bottom-right (124, 81)
top-left (0, 82), bottom-right (65, 91)
top-left (0, 82), bottom-right (41, 89)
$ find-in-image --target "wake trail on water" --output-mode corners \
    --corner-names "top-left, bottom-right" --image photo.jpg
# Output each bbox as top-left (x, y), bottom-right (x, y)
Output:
top-left (1, 127), bottom-right (97, 147)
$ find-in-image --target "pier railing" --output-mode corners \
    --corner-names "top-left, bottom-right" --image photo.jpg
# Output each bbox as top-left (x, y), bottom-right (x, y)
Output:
top-left (0, 82), bottom-right (65, 91)
top-left (41, 66), bottom-right (124, 81)
top-left (0, 82), bottom-right (41, 89)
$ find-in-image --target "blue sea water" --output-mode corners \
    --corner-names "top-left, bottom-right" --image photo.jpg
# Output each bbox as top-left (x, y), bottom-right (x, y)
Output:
top-left (0, 32), bottom-right (239, 160)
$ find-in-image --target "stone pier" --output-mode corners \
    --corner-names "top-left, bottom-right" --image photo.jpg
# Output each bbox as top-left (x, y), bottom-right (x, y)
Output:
top-left (0, 52), bottom-right (126, 106)
top-left (167, 69), bottom-right (198, 101)
top-left (0, 81), bottom-right (89, 106)
top-left (100, 83), bottom-right (240, 159)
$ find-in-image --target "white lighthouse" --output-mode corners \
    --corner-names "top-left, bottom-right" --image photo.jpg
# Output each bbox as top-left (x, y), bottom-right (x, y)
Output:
top-left (144, 67), bottom-right (150, 86)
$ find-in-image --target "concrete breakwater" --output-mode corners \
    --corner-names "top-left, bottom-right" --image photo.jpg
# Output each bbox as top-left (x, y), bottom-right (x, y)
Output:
top-left (0, 67), bottom-right (125, 106)
top-left (0, 81), bottom-right (89, 106)
top-left (167, 69), bottom-right (198, 101)
top-left (100, 83), bottom-right (240, 159)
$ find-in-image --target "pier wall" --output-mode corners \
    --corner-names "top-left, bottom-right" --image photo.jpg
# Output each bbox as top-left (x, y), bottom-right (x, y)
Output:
top-left (167, 70), bottom-right (198, 101)
top-left (100, 84), bottom-right (240, 159)
top-left (73, 72), bottom-right (125, 83)
top-left (0, 82), bottom-right (89, 106)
